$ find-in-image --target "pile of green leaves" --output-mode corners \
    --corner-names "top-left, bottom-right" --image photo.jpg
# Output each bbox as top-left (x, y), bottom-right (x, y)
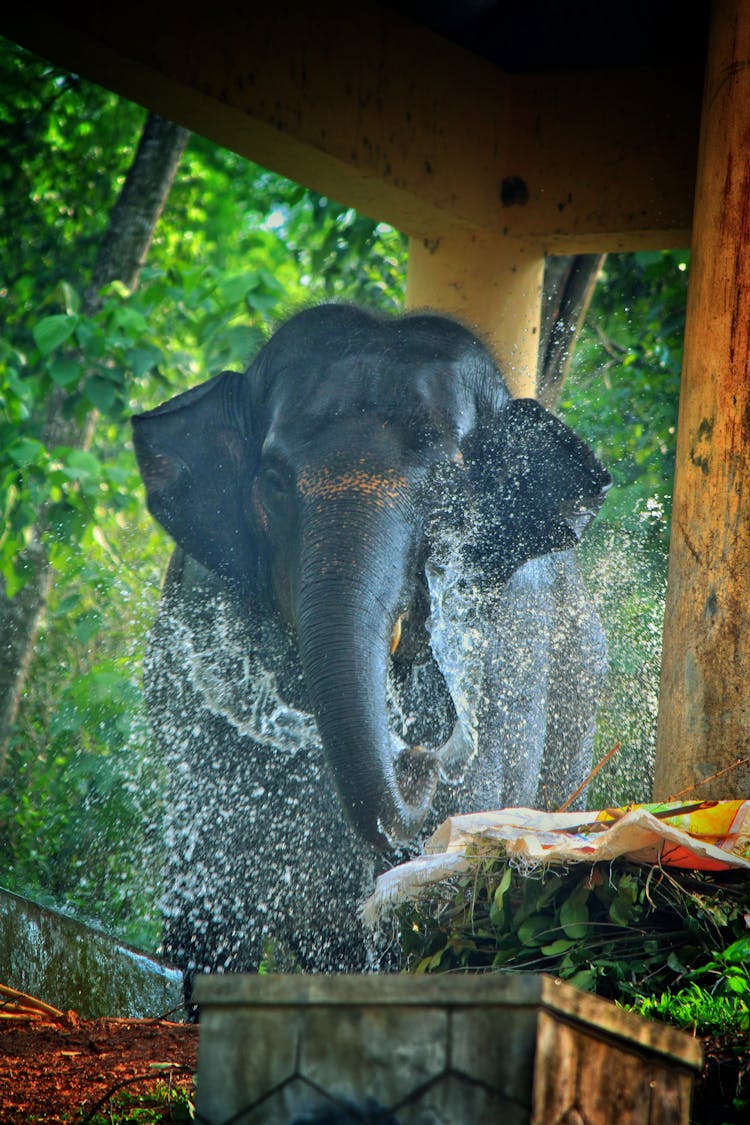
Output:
top-left (397, 853), bottom-right (750, 1007)
top-left (395, 851), bottom-right (750, 1116)
top-left (396, 850), bottom-right (750, 1117)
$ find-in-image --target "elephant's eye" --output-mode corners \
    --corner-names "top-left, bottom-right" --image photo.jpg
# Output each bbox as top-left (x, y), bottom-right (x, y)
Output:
top-left (254, 462), bottom-right (291, 524)
top-left (261, 466), bottom-right (286, 498)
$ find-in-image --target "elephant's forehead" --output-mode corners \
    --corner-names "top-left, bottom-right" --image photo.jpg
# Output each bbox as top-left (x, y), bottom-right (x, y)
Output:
top-left (264, 357), bottom-right (478, 447)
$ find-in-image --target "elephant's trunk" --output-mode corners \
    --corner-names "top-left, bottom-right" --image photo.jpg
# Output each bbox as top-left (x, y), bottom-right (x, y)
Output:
top-left (295, 467), bottom-right (439, 850)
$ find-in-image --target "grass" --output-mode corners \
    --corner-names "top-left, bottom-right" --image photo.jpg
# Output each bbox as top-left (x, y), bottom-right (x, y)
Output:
top-left (81, 1076), bottom-right (194, 1124)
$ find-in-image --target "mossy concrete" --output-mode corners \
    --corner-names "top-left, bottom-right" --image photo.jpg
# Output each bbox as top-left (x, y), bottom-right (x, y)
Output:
top-left (0, 886), bottom-right (183, 1019)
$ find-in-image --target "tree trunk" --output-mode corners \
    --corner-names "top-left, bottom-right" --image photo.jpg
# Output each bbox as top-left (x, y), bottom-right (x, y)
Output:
top-left (654, 0), bottom-right (750, 801)
top-left (537, 254), bottom-right (605, 409)
top-left (0, 113), bottom-right (189, 766)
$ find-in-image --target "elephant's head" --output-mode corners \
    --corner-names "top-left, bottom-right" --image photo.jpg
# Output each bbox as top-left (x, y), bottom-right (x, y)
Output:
top-left (132, 305), bottom-right (609, 850)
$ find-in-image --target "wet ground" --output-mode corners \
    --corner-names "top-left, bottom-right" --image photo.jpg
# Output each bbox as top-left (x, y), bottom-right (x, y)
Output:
top-left (0, 1014), bottom-right (196, 1123)
top-left (0, 1010), bottom-right (746, 1123)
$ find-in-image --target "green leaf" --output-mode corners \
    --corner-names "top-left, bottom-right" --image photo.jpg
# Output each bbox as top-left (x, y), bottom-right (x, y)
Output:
top-left (103, 279), bottom-right (133, 299)
top-left (109, 305), bottom-right (148, 335)
top-left (414, 951), bottom-right (443, 974)
top-left (560, 885), bottom-right (590, 940)
top-left (517, 913), bottom-right (555, 948)
top-left (0, 559), bottom-right (27, 598)
top-left (49, 355), bottom-right (82, 388)
top-left (722, 937), bottom-right (750, 964)
top-left (54, 280), bottom-right (81, 315)
top-left (609, 895), bottom-right (638, 927)
top-left (83, 376), bottom-right (117, 411)
top-left (725, 974), bottom-right (750, 996)
top-left (566, 969), bottom-right (596, 992)
top-left (64, 450), bottom-right (102, 480)
top-left (667, 951), bottom-right (689, 976)
top-left (491, 948), bottom-right (517, 968)
top-left (541, 938), bottom-right (577, 956)
top-left (7, 437), bottom-right (45, 468)
top-left (125, 345), bottom-right (163, 380)
top-left (218, 270), bottom-right (259, 304)
top-left (33, 314), bottom-right (79, 356)
top-left (489, 866), bottom-right (513, 927)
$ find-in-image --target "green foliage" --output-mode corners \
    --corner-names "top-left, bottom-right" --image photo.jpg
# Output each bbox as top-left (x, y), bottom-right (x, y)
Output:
top-left (0, 37), bottom-right (408, 946)
top-left (560, 250), bottom-right (688, 529)
top-left (558, 252), bottom-right (688, 805)
top-left (628, 939), bottom-right (750, 1119)
top-left (83, 1073), bottom-right (194, 1124)
top-left (634, 981), bottom-right (749, 1038)
top-left (0, 44), bottom-right (145, 295)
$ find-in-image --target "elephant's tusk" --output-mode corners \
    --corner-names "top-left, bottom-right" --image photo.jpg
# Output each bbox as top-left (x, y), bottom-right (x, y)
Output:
top-left (390, 614), bottom-right (404, 655)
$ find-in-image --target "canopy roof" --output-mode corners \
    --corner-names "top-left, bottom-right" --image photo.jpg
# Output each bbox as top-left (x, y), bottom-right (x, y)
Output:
top-left (3, 2), bottom-right (709, 253)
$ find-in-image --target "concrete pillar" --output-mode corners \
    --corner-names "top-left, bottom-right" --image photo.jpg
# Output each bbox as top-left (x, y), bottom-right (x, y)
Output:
top-left (406, 233), bottom-right (544, 397)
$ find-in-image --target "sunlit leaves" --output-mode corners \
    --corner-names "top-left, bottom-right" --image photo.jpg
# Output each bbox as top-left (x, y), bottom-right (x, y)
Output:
top-left (32, 313), bottom-right (79, 355)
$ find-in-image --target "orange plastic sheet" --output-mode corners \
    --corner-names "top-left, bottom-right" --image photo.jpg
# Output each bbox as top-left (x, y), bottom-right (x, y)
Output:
top-left (363, 801), bottom-right (750, 925)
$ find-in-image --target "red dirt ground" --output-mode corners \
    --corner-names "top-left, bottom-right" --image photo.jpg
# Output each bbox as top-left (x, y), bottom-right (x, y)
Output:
top-left (0, 1013), bottom-right (197, 1123)
top-left (0, 1012), bottom-right (747, 1123)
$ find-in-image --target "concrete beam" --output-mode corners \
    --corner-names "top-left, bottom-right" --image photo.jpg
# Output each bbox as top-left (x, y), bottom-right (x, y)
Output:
top-left (2, 2), bottom-right (701, 251)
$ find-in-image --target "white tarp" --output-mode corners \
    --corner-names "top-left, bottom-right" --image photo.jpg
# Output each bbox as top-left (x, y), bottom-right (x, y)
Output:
top-left (363, 800), bottom-right (750, 925)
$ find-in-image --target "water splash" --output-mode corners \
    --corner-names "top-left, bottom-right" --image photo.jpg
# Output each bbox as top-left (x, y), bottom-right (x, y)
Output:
top-left (577, 494), bottom-right (669, 805)
top-left (425, 522), bottom-right (606, 814)
top-left (121, 511), bottom-right (617, 977)
top-left (168, 607), bottom-right (318, 757)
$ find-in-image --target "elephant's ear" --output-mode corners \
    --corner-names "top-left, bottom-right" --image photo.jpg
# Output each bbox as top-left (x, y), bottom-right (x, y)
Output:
top-left (132, 371), bottom-right (258, 587)
top-left (468, 398), bottom-right (611, 583)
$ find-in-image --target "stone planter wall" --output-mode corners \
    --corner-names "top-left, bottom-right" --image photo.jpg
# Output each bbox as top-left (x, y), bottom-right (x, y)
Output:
top-left (194, 973), bottom-right (702, 1124)
top-left (0, 887), bottom-right (183, 1019)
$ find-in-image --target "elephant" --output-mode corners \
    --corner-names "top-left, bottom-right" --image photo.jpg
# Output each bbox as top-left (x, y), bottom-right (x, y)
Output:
top-left (132, 303), bottom-right (609, 976)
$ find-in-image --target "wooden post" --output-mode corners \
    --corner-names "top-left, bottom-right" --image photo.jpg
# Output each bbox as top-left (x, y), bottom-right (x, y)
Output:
top-left (653, 0), bottom-right (750, 800)
top-left (406, 233), bottom-right (544, 397)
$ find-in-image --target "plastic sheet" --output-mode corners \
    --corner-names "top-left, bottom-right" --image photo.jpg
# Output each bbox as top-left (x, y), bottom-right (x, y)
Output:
top-left (363, 800), bottom-right (750, 924)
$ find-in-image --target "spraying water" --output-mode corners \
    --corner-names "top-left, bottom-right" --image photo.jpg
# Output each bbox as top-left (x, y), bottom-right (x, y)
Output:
top-left (575, 495), bottom-right (669, 804)
top-left (7, 482), bottom-right (666, 976)
top-left (0, 487), bottom-right (668, 976)
top-left (129, 513), bottom-right (611, 977)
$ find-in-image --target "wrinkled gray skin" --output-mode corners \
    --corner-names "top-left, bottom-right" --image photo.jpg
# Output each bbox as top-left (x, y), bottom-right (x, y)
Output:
top-left (133, 304), bottom-right (609, 975)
